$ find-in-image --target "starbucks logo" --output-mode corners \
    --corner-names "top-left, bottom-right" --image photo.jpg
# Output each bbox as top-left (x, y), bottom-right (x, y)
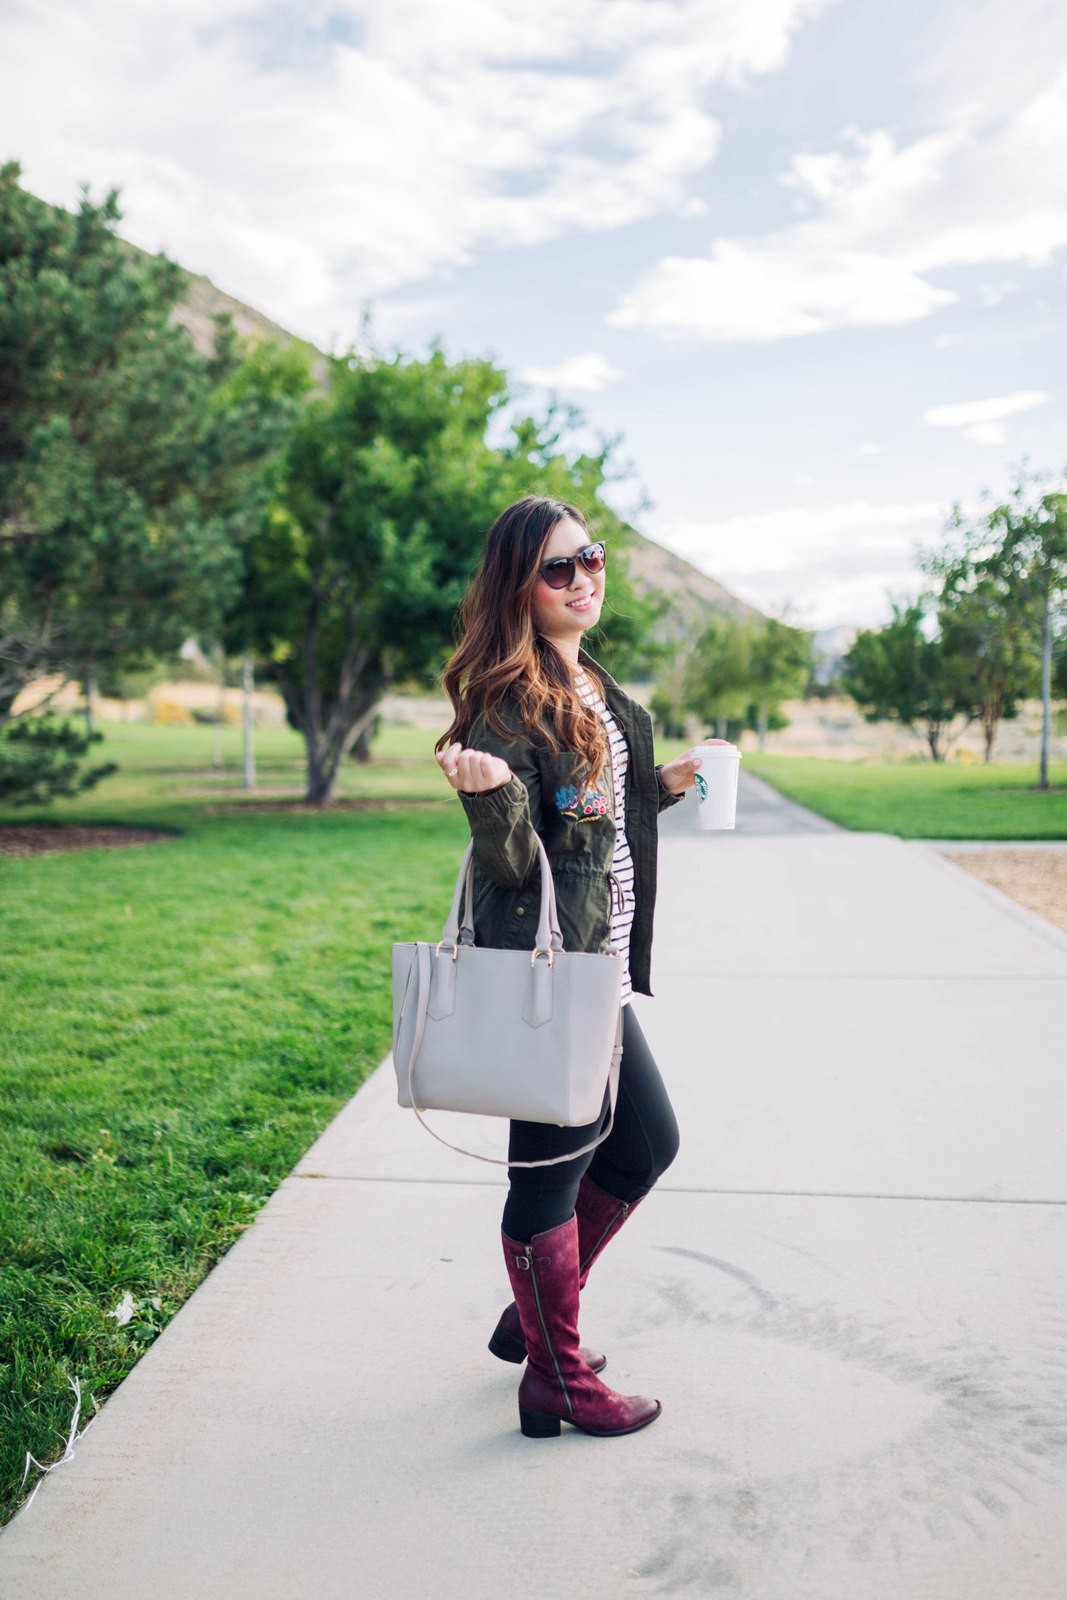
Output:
top-left (695, 772), bottom-right (707, 801)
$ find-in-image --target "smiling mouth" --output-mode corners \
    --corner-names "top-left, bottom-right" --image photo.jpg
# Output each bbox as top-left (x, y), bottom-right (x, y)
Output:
top-left (566, 594), bottom-right (595, 610)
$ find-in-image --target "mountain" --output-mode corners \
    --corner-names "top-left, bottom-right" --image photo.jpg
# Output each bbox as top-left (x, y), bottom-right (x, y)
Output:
top-left (812, 624), bottom-right (858, 685)
top-left (169, 268), bottom-right (329, 384)
top-left (622, 532), bottom-right (759, 640)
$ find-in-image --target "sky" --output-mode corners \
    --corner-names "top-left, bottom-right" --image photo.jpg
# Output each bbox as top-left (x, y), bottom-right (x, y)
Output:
top-left (2, 0), bottom-right (1066, 628)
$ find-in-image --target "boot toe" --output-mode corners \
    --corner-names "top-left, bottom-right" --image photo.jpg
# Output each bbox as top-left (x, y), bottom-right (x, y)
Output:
top-left (571, 1394), bottom-right (661, 1437)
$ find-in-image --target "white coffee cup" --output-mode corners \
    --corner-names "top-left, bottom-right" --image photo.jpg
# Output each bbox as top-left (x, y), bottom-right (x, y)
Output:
top-left (691, 743), bottom-right (742, 830)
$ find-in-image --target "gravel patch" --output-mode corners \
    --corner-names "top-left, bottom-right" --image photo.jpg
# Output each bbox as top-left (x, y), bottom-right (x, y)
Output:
top-left (943, 848), bottom-right (1067, 936)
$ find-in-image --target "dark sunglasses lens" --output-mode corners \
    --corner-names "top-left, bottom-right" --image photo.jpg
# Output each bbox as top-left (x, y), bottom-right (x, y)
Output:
top-left (542, 558), bottom-right (575, 589)
top-left (540, 544), bottom-right (605, 588)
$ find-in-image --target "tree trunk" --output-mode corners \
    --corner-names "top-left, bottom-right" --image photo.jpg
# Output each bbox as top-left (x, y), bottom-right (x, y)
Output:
top-left (982, 696), bottom-right (999, 763)
top-left (1039, 600), bottom-right (1052, 792)
top-left (715, 715), bottom-right (727, 741)
top-left (273, 658), bottom-right (383, 807)
top-left (351, 718), bottom-right (376, 763)
top-left (277, 560), bottom-right (387, 805)
top-left (304, 740), bottom-right (330, 805)
top-left (242, 651), bottom-right (256, 791)
top-left (757, 705), bottom-right (768, 752)
top-left (301, 695), bottom-right (381, 803)
top-left (213, 646), bottom-right (226, 770)
top-left (983, 715), bottom-right (996, 763)
top-left (84, 665), bottom-right (98, 739)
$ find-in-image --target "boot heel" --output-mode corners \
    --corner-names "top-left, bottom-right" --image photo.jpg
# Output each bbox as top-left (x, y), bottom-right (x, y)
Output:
top-left (520, 1407), bottom-right (562, 1439)
top-left (488, 1325), bottom-right (526, 1364)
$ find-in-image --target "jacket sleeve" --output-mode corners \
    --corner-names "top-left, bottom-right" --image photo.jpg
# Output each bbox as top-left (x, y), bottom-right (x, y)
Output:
top-left (457, 717), bottom-right (543, 889)
top-left (655, 766), bottom-right (684, 812)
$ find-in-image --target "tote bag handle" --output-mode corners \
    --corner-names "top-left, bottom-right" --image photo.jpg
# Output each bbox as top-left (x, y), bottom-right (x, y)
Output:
top-left (439, 838), bottom-right (563, 955)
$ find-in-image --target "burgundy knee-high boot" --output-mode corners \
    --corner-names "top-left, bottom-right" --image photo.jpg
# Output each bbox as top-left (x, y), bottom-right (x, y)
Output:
top-left (575, 1173), bottom-right (645, 1289)
top-left (502, 1216), bottom-right (661, 1438)
top-left (488, 1175), bottom-right (644, 1370)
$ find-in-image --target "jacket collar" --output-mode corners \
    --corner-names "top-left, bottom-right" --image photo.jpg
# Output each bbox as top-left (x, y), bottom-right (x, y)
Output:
top-left (577, 646), bottom-right (617, 690)
top-left (577, 648), bottom-right (638, 736)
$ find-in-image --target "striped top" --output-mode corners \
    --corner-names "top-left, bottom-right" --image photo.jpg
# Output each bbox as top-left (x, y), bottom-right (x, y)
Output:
top-left (575, 669), bottom-right (634, 1004)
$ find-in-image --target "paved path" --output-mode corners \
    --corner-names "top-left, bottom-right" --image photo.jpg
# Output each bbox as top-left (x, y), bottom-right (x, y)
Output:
top-left (661, 767), bottom-right (840, 836)
top-left (4, 797), bottom-right (1067, 1598)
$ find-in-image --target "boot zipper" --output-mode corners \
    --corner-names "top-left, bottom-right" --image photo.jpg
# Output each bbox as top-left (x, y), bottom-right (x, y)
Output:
top-left (524, 1245), bottom-right (573, 1415)
top-left (579, 1201), bottom-right (630, 1278)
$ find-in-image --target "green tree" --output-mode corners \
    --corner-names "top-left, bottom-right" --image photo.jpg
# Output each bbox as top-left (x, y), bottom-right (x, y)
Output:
top-left (844, 602), bottom-right (974, 761)
top-left (0, 162), bottom-right (291, 797)
top-left (745, 616), bottom-right (813, 750)
top-left (924, 478), bottom-right (1067, 784)
top-left (237, 347), bottom-right (508, 804)
top-left (682, 615), bottom-right (753, 738)
top-left (923, 535), bottom-right (1037, 762)
top-left (986, 483), bottom-right (1067, 791)
top-left (0, 716), bottom-right (114, 806)
top-left (240, 352), bottom-right (662, 804)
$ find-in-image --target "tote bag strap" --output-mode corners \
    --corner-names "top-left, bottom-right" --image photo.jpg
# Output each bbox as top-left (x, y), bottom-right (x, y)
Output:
top-left (398, 942), bottom-right (622, 1169)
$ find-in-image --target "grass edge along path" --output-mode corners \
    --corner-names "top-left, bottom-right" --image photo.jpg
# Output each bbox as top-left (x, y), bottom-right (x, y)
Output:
top-left (0, 801), bottom-right (467, 1526)
top-left (745, 755), bottom-right (1067, 839)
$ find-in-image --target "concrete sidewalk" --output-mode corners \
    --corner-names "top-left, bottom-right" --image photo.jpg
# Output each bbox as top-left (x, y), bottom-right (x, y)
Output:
top-left (661, 767), bottom-right (840, 836)
top-left (4, 786), bottom-right (1067, 1599)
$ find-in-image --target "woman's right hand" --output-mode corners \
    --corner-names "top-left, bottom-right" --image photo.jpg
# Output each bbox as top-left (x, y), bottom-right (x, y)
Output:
top-left (436, 741), bottom-right (513, 794)
top-left (658, 739), bottom-right (732, 796)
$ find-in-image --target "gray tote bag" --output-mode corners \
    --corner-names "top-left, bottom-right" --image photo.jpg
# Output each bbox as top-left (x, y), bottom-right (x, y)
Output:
top-left (392, 836), bottom-right (623, 1167)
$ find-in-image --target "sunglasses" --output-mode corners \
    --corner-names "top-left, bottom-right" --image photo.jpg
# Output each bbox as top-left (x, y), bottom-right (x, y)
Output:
top-left (538, 542), bottom-right (607, 590)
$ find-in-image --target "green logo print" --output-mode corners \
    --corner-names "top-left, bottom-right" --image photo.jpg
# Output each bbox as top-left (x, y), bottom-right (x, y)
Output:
top-left (695, 772), bottom-right (708, 802)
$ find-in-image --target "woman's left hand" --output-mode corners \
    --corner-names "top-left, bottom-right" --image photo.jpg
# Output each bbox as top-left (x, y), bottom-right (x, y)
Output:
top-left (659, 739), bottom-right (732, 796)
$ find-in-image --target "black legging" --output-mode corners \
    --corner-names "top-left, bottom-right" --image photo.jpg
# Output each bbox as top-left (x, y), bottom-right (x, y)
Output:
top-left (502, 1005), bottom-right (679, 1244)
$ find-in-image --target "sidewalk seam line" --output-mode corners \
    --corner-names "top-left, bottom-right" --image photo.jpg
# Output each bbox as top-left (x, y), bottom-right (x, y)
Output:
top-left (288, 1173), bottom-right (1067, 1205)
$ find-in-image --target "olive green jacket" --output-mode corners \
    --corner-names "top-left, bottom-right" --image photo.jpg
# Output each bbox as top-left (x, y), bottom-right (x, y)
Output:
top-left (457, 651), bottom-right (682, 996)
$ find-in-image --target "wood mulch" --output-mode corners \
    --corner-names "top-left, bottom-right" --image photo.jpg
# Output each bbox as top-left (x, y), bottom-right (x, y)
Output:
top-left (0, 825), bottom-right (174, 858)
top-left (943, 849), bottom-right (1067, 936)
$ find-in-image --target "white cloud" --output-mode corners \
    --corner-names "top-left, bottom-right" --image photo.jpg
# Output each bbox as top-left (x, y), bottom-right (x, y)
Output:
top-left (857, 442), bottom-right (881, 455)
top-left (611, 238), bottom-right (954, 341)
top-left (922, 389), bottom-right (1050, 445)
top-left (611, 63), bottom-right (1067, 342)
top-left (648, 499), bottom-right (944, 626)
top-left (522, 352), bottom-right (622, 391)
top-left (0, 0), bottom-right (831, 342)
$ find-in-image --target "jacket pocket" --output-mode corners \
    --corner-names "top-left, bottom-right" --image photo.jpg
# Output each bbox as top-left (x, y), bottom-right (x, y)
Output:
top-left (472, 873), bottom-right (539, 951)
top-left (550, 859), bottom-right (613, 956)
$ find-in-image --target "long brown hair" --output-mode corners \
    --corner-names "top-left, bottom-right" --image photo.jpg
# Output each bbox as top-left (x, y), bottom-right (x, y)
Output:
top-left (437, 496), bottom-right (608, 790)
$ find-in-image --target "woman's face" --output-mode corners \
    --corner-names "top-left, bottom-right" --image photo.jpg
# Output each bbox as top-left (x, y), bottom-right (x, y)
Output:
top-left (529, 516), bottom-right (605, 648)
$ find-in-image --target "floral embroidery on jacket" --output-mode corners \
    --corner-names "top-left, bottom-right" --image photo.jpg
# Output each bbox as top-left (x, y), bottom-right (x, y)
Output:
top-left (554, 780), bottom-right (610, 820)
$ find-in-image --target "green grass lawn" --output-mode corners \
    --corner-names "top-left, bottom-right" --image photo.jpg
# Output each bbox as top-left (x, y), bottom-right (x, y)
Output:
top-left (3, 719), bottom-right (452, 829)
top-left (0, 717), bottom-right (466, 1523)
top-left (745, 754), bottom-right (1067, 838)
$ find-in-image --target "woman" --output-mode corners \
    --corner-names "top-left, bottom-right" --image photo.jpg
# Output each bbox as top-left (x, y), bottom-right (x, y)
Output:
top-left (436, 495), bottom-right (715, 1440)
